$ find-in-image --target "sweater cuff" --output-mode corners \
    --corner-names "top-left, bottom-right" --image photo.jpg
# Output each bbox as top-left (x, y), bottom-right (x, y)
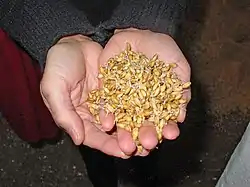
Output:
top-left (102, 0), bottom-right (187, 37)
top-left (0, 0), bottom-right (94, 66)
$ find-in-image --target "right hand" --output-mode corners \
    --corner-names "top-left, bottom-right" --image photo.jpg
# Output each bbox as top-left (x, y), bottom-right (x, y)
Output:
top-left (40, 35), bottom-right (129, 158)
top-left (99, 28), bottom-right (191, 156)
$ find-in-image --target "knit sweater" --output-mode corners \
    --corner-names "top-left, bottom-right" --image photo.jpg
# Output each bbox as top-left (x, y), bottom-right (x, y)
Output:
top-left (0, 0), bottom-right (188, 66)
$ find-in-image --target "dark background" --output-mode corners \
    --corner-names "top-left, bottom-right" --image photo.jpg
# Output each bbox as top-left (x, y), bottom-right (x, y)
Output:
top-left (1, 0), bottom-right (250, 186)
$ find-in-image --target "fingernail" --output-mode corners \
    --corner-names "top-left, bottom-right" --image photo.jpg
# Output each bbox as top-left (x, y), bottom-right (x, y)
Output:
top-left (121, 151), bottom-right (130, 159)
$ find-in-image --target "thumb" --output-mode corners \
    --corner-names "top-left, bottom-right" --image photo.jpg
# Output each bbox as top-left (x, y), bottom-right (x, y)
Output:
top-left (177, 89), bottom-right (191, 123)
top-left (40, 78), bottom-right (84, 145)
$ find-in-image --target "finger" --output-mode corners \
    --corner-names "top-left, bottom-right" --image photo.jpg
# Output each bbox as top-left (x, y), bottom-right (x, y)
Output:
top-left (162, 121), bottom-right (180, 140)
top-left (83, 120), bottom-right (130, 159)
top-left (135, 148), bottom-right (150, 157)
top-left (139, 121), bottom-right (158, 150)
top-left (177, 88), bottom-right (191, 122)
top-left (40, 79), bottom-right (84, 145)
top-left (99, 108), bottom-right (115, 131)
top-left (117, 128), bottom-right (136, 155)
top-left (98, 98), bottom-right (115, 131)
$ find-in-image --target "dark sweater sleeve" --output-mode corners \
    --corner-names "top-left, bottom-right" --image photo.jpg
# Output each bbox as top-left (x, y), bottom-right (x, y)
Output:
top-left (0, 0), bottom-right (94, 65)
top-left (102, 0), bottom-right (188, 37)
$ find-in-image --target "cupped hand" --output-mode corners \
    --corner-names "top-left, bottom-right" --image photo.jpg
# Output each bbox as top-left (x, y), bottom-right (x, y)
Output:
top-left (40, 35), bottom-right (128, 158)
top-left (99, 28), bottom-right (191, 156)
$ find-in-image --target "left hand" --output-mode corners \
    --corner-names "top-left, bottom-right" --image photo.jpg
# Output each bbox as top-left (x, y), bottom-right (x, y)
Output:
top-left (40, 35), bottom-right (129, 158)
top-left (98, 28), bottom-right (191, 156)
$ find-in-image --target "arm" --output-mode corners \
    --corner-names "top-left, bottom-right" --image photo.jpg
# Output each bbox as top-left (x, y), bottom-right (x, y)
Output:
top-left (102, 0), bottom-right (188, 37)
top-left (0, 0), bottom-right (94, 65)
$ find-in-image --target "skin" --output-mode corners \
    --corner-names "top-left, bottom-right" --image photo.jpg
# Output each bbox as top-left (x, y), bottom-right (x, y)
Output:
top-left (40, 28), bottom-right (191, 158)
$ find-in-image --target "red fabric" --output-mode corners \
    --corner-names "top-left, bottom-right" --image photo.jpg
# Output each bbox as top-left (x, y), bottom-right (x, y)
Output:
top-left (0, 29), bottom-right (59, 143)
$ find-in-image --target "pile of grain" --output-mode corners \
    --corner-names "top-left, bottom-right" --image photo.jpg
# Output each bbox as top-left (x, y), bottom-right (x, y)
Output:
top-left (87, 43), bottom-right (191, 151)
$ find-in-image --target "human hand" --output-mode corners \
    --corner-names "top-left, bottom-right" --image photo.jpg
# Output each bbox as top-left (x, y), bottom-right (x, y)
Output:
top-left (40, 35), bottom-right (128, 158)
top-left (98, 28), bottom-right (191, 156)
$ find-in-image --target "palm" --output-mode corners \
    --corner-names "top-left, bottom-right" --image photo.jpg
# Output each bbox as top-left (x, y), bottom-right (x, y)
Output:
top-left (98, 28), bottom-right (191, 154)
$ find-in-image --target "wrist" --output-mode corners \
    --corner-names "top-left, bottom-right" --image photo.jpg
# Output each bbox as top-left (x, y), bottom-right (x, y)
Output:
top-left (114, 27), bottom-right (140, 34)
top-left (57, 34), bottom-right (92, 44)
